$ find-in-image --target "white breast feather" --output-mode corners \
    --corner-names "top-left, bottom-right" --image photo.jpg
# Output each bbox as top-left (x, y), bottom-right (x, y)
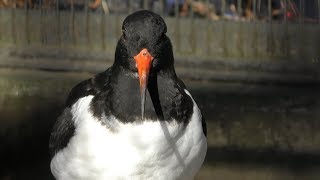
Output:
top-left (51, 90), bottom-right (207, 180)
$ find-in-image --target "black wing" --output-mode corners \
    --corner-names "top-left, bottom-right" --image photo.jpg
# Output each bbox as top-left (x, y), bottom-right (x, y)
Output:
top-left (66, 68), bottom-right (112, 107)
top-left (49, 68), bottom-right (112, 157)
top-left (177, 78), bottom-right (207, 137)
top-left (49, 108), bottom-right (75, 157)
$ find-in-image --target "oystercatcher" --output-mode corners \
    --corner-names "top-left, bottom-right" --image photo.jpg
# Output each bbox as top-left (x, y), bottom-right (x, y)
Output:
top-left (49, 10), bottom-right (207, 180)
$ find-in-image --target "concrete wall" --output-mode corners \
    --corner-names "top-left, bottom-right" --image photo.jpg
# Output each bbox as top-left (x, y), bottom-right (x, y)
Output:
top-left (1, 9), bottom-right (320, 85)
top-left (1, 9), bottom-right (320, 61)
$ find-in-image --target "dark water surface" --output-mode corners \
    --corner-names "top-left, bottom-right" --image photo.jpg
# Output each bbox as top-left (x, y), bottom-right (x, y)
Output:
top-left (1, 69), bottom-right (320, 180)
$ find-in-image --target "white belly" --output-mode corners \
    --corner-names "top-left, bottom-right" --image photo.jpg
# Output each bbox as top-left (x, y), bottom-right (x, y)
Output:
top-left (51, 92), bottom-right (207, 180)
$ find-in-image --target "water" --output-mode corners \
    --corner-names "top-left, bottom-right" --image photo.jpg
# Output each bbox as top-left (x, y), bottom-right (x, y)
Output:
top-left (1, 68), bottom-right (319, 179)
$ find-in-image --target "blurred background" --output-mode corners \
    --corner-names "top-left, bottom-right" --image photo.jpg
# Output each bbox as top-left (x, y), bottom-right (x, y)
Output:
top-left (0, 0), bottom-right (320, 179)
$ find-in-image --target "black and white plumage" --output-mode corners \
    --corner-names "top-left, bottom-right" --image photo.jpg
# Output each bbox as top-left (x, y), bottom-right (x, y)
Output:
top-left (49, 10), bottom-right (207, 180)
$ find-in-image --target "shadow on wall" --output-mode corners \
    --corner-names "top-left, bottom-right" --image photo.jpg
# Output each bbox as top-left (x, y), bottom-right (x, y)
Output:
top-left (0, 95), bottom-right (61, 179)
top-left (205, 146), bottom-right (320, 171)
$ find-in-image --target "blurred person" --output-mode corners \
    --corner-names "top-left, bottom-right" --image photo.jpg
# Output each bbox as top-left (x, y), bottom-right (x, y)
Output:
top-left (210, 0), bottom-right (223, 16)
top-left (167, 0), bottom-right (219, 20)
top-left (0, 0), bottom-right (32, 8)
top-left (271, 0), bottom-right (282, 19)
top-left (226, 0), bottom-right (254, 20)
top-left (88, 0), bottom-right (101, 11)
top-left (256, 0), bottom-right (283, 20)
top-left (225, 0), bottom-right (240, 20)
top-left (57, 0), bottom-right (104, 12)
top-left (186, 0), bottom-right (219, 20)
top-left (226, 0), bottom-right (283, 21)
top-left (165, 0), bottom-right (186, 16)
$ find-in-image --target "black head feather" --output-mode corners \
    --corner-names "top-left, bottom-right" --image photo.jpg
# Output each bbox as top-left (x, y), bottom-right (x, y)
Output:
top-left (114, 10), bottom-right (174, 74)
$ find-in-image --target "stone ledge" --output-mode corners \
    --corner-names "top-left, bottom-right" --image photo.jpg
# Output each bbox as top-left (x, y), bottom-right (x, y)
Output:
top-left (1, 46), bottom-right (319, 86)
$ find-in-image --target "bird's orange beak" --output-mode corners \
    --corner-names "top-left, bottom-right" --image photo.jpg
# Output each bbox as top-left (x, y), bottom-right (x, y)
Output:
top-left (134, 48), bottom-right (154, 120)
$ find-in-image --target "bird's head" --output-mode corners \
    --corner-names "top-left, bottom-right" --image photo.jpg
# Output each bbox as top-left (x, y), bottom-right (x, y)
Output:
top-left (114, 10), bottom-right (175, 120)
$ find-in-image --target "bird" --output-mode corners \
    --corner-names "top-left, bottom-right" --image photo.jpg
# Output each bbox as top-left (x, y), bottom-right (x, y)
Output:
top-left (49, 10), bottom-right (207, 180)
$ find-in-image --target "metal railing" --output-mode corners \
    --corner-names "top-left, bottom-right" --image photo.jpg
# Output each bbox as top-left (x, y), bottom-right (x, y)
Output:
top-left (1, 0), bottom-right (319, 22)
top-left (0, 0), bottom-right (319, 61)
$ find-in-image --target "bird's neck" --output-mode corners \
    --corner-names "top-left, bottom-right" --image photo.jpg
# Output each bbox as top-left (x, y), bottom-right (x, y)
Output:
top-left (104, 66), bottom-right (182, 123)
